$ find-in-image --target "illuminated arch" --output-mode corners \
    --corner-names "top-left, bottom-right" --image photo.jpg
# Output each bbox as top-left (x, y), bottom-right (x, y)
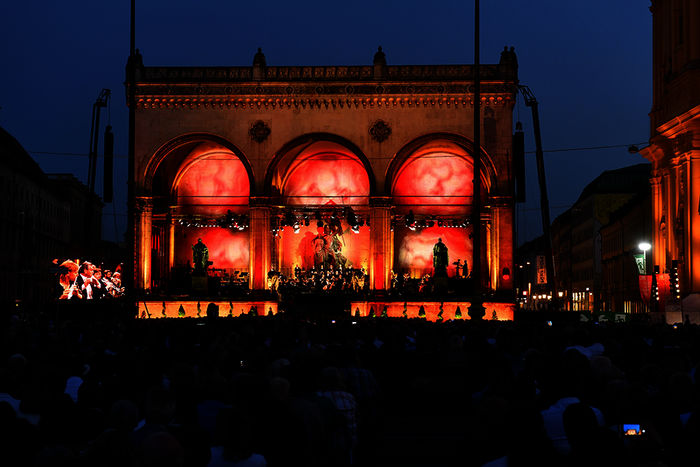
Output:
top-left (145, 134), bottom-right (253, 271)
top-left (265, 133), bottom-right (375, 203)
top-left (387, 133), bottom-right (495, 215)
top-left (145, 133), bottom-right (254, 197)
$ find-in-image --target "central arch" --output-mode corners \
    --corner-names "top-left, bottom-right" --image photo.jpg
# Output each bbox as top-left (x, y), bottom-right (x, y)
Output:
top-left (266, 134), bottom-right (375, 273)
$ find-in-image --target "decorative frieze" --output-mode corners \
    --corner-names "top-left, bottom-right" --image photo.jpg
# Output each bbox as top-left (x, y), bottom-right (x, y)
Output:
top-left (141, 64), bottom-right (515, 83)
top-left (136, 95), bottom-right (512, 110)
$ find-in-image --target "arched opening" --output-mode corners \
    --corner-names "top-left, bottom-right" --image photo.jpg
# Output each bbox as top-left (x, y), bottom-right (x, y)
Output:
top-left (148, 136), bottom-right (254, 292)
top-left (390, 138), bottom-right (490, 279)
top-left (270, 138), bottom-right (372, 274)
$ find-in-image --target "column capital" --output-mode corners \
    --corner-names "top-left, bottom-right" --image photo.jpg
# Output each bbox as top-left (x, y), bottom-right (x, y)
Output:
top-left (249, 196), bottom-right (276, 207)
top-left (369, 196), bottom-right (393, 208)
top-left (134, 196), bottom-right (153, 213)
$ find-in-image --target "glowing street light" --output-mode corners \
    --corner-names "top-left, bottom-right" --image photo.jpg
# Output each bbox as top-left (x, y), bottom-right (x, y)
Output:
top-left (639, 241), bottom-right (651, 275)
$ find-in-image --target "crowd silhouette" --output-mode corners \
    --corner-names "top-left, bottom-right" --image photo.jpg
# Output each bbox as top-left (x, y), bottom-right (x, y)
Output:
top-left (1, 305), bottom-right (700, 466)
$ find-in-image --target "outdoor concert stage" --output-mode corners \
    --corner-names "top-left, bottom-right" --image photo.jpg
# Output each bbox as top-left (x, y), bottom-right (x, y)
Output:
top-left (136, 299), bottom-right (514, 322)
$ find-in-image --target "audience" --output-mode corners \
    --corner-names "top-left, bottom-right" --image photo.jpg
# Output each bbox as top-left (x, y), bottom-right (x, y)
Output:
top-left (1, 304), bottom-right (700, 466)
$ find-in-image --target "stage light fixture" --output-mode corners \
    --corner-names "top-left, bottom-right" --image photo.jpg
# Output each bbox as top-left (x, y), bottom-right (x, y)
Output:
top-left (351, 224), bottom-right (360, 233)
top-left (304, 215), bottom-right (310, 226)
top-left (405, 210), bottom-right (415, 230)
top-left (427, 220), bottom-right (435, 227)
top-left (346, 207), bottom-right (358, 227)
top-left (437, 219), bottom-right (443, 227)
top-left (293, 224), bottom-right (300, 234)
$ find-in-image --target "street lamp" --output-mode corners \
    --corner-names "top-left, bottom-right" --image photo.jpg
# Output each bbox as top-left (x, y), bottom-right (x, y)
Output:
top-left (638, 241), bottom-right (653, 313)
top-left (638, 241), bottom-right (651, 275)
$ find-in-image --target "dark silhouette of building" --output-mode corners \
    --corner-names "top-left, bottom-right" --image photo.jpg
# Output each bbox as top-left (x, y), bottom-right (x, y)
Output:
top-left (0, 126), bottom-right (102, 303)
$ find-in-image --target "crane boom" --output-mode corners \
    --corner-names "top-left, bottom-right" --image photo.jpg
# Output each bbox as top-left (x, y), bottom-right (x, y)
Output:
top-left (518, 85), bottom-right (558, 306)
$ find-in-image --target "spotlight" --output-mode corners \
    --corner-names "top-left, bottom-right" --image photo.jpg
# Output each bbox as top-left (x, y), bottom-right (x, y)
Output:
top-left (293, 224), bottom-right (300, 234)
top-left (285, 210), bottom-right (296, 227)
top-left (346, 207), bottom-right (358, 227)
top-left (351, 225), bottom-right (360, 233)
top-left (405, 210), bottom-right (415, 230)
top-left (437, 219), bottom-right (443, 227)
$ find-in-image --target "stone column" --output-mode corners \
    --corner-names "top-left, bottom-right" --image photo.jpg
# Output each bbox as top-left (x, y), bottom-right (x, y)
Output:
top-left (369, 197), bottom-right (392, 292)
top-left (689, 152), bottom-right (700, 291)
top-left (249, 204), bottom-right (271, 290)
top-left (167, 212), bottom-right (176, 275)
top-left (650, 174), bottom-right (663, 275)
top-left (491, 196), bottom-right (514, 291)
top-left (134, 197), bottom-right (153, 292)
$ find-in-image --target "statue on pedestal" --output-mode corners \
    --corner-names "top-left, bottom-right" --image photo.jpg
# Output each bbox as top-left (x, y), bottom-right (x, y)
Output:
top-left (192, 238), bottom-right (209, 275)
top-left (432, 238), bottom-right (449, 278)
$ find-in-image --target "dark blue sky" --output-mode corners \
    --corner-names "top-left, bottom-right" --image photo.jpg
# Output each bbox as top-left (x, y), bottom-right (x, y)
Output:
top-left (0, 1), bottom-right (651, 245)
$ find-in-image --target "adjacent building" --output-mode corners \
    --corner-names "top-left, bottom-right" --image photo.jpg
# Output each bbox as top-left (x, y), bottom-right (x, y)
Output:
top-left (518, 164), bottom-right (651, 313)
top-left (641, 1), bottom-right (700, 309)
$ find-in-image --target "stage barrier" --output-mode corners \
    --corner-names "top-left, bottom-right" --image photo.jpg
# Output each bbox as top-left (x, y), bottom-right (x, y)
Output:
top-left (138, 300), bottom-right (278, 319)
top-left (350, 301), bottom-right (515, 322)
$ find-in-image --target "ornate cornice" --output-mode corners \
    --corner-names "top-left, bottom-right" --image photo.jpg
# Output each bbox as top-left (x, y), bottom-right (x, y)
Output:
top-left (136, 94), bottom-right (512, 110)
top-left (131, 63), bottom-right (518, 109)
top-left (139, 64), bottom-right (515, 83)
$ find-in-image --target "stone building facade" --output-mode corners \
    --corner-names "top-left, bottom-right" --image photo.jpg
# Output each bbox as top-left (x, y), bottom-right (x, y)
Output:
top-left (128, 47), bottom-right (519, 294)
top-left (641, 1), bottom-right (700, 301)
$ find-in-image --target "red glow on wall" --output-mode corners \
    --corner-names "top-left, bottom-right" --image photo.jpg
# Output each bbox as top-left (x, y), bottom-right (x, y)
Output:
top-left (395, 226), bottom-right (473, 277)
top-left (350, 301), bottom-right (514, 322)
top-left (176, 227), bottom-right (249, 270)
top-left (176, 150), bottom-right (249, 214)
top-left (392, 149), bottom-right (474, 215)
top-left (280, 223), bottom-right (369, 272)
top-left (283, 151), bottom-right (369, 206)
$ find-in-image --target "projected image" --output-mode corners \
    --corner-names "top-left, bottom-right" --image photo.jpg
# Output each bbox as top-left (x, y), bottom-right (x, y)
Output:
top-left (56, 259), bottom-right (124, 300)
top-left (282, 150), bottom-right (370, 206)
top-left (176, 150), bottom-right (250, 215)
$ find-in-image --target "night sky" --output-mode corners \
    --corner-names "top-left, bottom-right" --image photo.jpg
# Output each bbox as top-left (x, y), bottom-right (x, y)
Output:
top-left (0, 1), bottom-right (651, 245)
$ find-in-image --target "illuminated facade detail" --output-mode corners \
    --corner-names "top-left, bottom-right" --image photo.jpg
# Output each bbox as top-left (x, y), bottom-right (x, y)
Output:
top-left (129, 48), bottom-right (518, 294)
top-left (641, 1), bottom-right (700, 310)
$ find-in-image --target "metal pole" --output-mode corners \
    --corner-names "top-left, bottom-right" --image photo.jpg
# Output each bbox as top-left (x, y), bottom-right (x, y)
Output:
top-left (126, 0), bottom-right (136, 293)
top-left (469, 0), bottom-right (485, 319)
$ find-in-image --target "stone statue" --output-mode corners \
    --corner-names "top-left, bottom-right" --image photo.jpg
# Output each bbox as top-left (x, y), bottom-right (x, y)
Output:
top-left (433, 238), bottom-right (449, 277)
top-left (192, 238), bottom-right (209, 274)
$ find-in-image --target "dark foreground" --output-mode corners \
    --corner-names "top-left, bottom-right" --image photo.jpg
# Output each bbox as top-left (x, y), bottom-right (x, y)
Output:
top-left (1, 303), bottom-right (699, 467)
